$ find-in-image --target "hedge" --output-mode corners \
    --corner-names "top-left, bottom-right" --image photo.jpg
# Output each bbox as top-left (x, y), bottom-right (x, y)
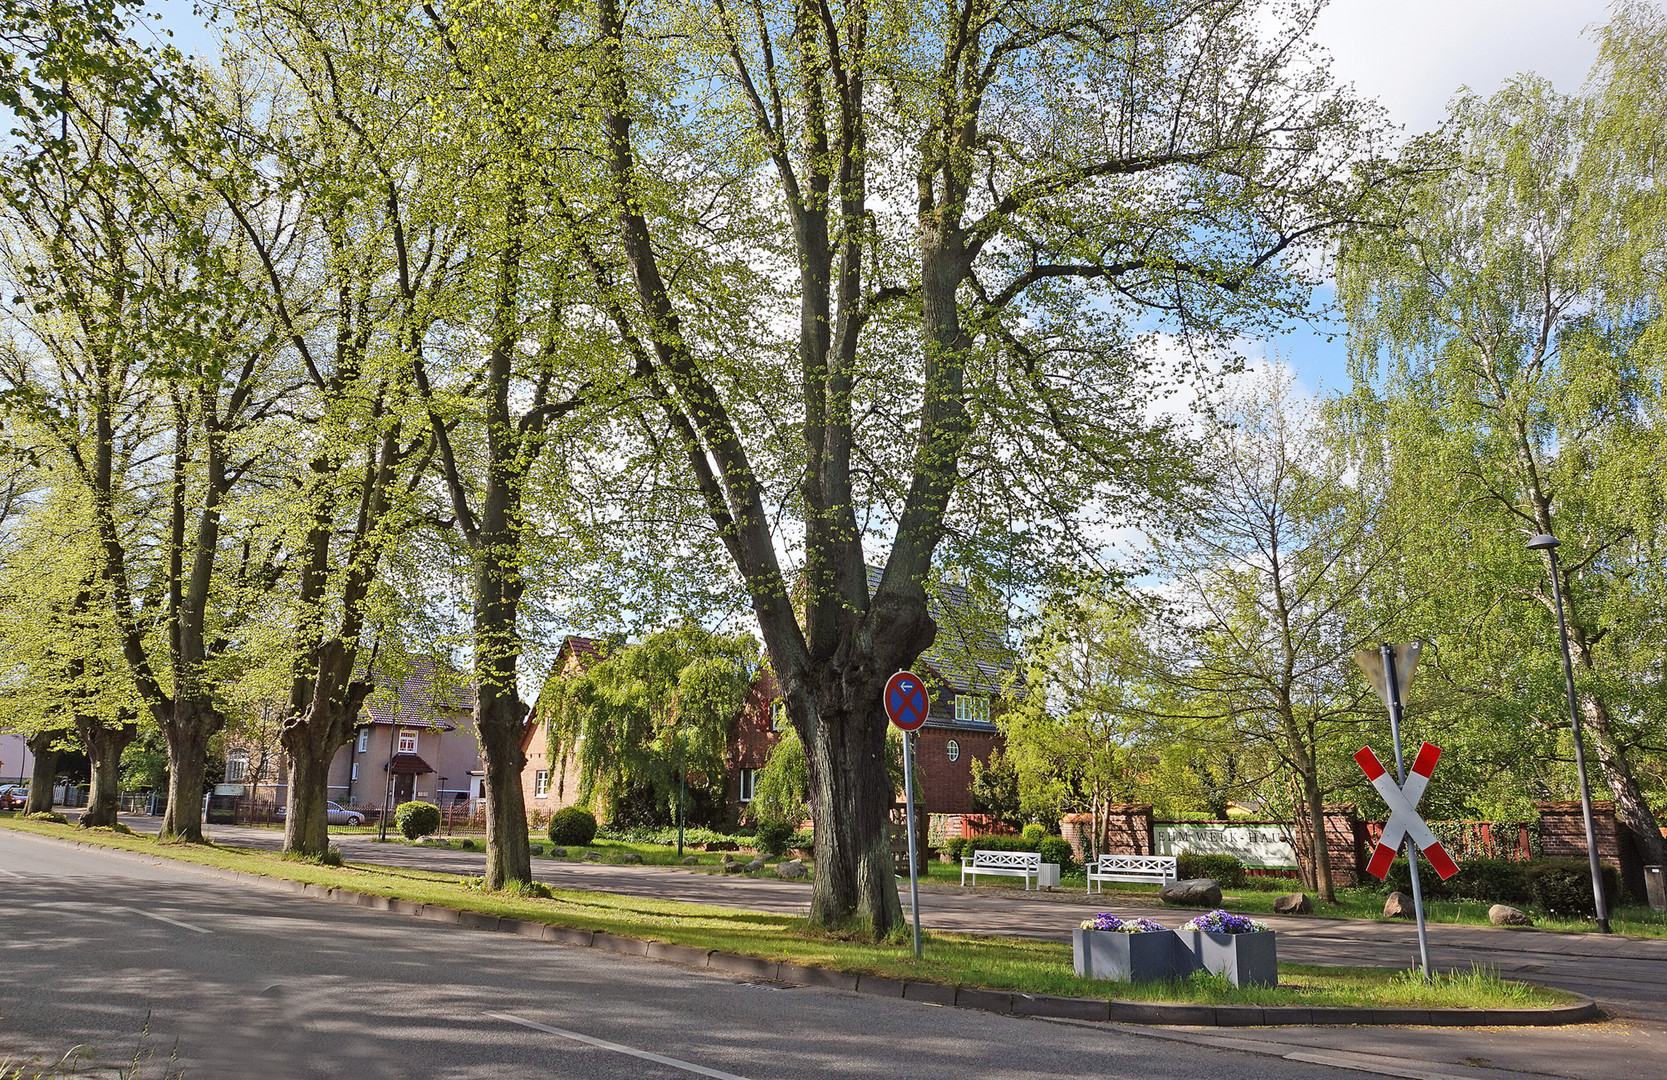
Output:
top-left (1379, 855), bottom-right (1619, 914)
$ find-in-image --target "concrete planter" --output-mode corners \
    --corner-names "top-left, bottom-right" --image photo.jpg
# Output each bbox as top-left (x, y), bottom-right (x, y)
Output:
top-left (1184, 929), bottom-right (1277, 988)
top-left (1072, 928), bottom-right (1188, 982)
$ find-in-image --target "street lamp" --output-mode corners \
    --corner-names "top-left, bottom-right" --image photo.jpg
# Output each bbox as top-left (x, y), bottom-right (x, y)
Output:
top-left (1526, 533), bottom-right (1611, 933)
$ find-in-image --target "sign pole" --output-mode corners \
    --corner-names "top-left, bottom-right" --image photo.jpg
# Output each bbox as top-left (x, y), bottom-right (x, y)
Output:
top-left (902, 729), bottom-right (922, 959)
top-left (1383, 644), bottom-right (1433, 982)
top-left (884, 670), bottom-right (929, 960)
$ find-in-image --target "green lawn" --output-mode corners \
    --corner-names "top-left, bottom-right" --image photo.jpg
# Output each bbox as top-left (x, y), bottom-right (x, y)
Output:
top-left (0, 815), bottom-right (1578, 1010)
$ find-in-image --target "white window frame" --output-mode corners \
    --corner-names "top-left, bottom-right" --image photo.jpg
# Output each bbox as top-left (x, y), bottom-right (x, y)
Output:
top-left (946, 739), bottom-right (960, 762)
top-left (954, 694), bottom-right (990, 724)
top-left (225, 749), bottom-right (249, 782)
top-left (738, 768), bottom-right (756, 803)
top-left (397, 728), bottom-right (418, 754)
top-left (535, 770), bottom-right (550, 798)
top-left (357, 729), bottom-right (369, 753)
top-left (351, 763), bottom-right (359, 781)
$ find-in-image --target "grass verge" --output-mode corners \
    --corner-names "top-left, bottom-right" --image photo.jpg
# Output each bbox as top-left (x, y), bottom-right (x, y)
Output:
top-left (1, 815), bottom-right (1575, 1009)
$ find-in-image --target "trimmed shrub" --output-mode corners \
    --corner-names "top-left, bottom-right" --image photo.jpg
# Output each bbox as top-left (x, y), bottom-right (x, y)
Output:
top-left (395, 801), bottom-right (441, 840)
top-left (1037, 836), bottom-right (1076, 874)
top-left (755, 818), bottom-right (795, 857)
top-left (548, 806), bottom-right (598, 847)
top-left (963, 833), bottom-right (1037, 855)
top-left (944, 836), bottom-right (969, 861)
top-left (787, 829), bottom-right (813, 852)
top-left (1020, 823), bottom-right (1047, 844)
top-left (1177, 851), bottom-right (1246, 889)
top-left (1527, 858), bottom-right (1619, 917)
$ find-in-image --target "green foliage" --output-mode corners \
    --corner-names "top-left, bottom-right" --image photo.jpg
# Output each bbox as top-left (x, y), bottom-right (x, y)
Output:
top-left (1036, 836), bottom-right (1077, 874)
top-left (1378, 857), bottom-right (1618, 915)
top-left (969, 750), bottom-right (1022, 829)
top-left (751, 726), bottom-right (809, 826)
top-left (754, 818), bottom-right (795, 857)
top-left (25, 812), bottom-right (67, 824)
top-left (1020, 823), bottom-right (1046, 844)
top-left (542, 627), bottom-right (755, 826)
top-left (944, 836), bottom-right (969, 861)
top-left (500, 879), bottom-right (553, 899)
top-left (595, 823), bottom-right (733, 847)
top-left (1177, 852), bottom-right (1246, 889)
top-left (395, 802), bottom-right (441, 841)
top-left (548, 807), bottom-right (598, 847)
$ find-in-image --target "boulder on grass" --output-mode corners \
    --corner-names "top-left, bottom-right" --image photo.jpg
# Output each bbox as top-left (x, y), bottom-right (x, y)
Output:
top-left (1159, 878), bottom-right (1222, 908)
top-left (682, 855), bottom-right (699, 865)
top-left (723, 862), bottom-right (746, 874)
top-left (1489, 904), bottom-right (1534, 927)
top-left (582, 851), bottom-right (603, 862)
top-left (1384, 891), bottom-right (1415, 918)
top-left (720, 853), bottom-right (736, 865)
top-left (1272, 892), bottom-right (1313, 915)
top-left (550, 847), bottom-right (567, 858)
top-left (620, 853), bottom-right (644, 864)
top-left (745, 857), bottom-right (768, 872)
top-left (775, 859), bottom-right (807, 880)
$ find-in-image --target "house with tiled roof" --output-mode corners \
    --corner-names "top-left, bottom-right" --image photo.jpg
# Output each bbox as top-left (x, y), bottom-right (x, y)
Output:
top-left (331, 657), bottom-right (478, 812)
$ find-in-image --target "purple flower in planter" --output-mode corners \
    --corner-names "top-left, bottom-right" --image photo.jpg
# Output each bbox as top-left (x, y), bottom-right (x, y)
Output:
top-left (1178, 909), bottom-right (1270, 935)
top-left (1080, 913), bottom-right (1169, 933)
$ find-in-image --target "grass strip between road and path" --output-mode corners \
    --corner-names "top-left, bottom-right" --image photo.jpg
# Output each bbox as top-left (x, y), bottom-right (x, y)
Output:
top-left (2, 816), bottom-right (1576, 1010)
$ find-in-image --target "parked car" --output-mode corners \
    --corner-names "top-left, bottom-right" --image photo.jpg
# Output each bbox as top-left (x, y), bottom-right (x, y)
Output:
top-left (274, 800), bottom-right (365, 826)
top-left (0, 784), bottom-right (27, 810)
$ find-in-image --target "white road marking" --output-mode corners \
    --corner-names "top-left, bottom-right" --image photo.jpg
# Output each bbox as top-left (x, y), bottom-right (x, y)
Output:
top-left (115, 906), bottom-right (211, 934)
top-left (488, 1013), bottom-right (753, 1080)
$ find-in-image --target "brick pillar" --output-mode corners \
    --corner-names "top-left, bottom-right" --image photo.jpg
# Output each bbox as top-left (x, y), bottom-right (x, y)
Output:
top-left (1060, 813), bottom-right (1093, 861)
top-left (1101, 805), bottom-right (1155, 856)
top-left (1537, 800), bottom-right (1644, 900)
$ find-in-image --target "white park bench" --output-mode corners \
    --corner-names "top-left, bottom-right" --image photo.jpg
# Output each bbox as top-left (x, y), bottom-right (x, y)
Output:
top-left (962, 849), bottom-right (1057, 890)
top-left (1085, 854), bottom-right (1178, 894)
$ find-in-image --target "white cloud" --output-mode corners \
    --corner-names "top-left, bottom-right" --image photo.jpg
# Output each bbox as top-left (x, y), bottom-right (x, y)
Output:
top-left (1312, 0), bottom-right (1610, 137)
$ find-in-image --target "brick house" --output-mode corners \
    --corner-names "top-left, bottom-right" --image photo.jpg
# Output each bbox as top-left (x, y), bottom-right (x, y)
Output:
top-left (519, 635), bottom-right (614, 820)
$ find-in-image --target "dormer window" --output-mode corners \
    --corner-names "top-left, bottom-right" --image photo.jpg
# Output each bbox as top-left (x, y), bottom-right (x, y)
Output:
top-left (954, 694), bottom-right (990, 724)
top-left (397, 728), bottom-right (418, 754)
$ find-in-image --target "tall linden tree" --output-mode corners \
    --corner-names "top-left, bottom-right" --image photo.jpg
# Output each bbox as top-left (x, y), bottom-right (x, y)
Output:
top-left (567, 0), bottom-right (1386, 933)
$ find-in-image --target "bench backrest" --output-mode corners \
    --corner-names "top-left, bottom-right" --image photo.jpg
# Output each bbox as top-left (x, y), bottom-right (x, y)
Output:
top-left (970, 849), bottom-right (1042, 869)
top-left (1091, 854), bottom-right (1178, 874)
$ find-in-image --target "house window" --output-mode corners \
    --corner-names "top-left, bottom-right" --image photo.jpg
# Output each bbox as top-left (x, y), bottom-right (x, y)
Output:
top-left (946, 739), bottom-right (960, 762)
top-left (351, 763), bottom-right (359, 781)
top-left (357, 729), bottom-right (369, 753)
top-left (224, 749), bottom-right (249, 782)
top-left (397, 729), bottom-right (418, 754)
top-left (535, 770), bottom-right (550, 798)
top-left (954, 694), bottom-right (990, 724)
top-left (738, 769), bottom-right (756, 802)
top-left (771, 700), bottom-right (787, 731)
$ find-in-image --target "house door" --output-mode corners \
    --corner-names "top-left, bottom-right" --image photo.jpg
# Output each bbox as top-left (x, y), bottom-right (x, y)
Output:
top-left (394, 773), bottom-right (415, 805)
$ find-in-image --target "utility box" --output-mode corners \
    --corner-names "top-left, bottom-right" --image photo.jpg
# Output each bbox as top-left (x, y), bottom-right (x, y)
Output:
top-left (1646, 865), bottom-right (1665, 913)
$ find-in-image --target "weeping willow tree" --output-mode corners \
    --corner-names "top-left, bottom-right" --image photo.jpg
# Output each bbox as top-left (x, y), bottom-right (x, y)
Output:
top-left (541, 626), bottom-right (755, 824)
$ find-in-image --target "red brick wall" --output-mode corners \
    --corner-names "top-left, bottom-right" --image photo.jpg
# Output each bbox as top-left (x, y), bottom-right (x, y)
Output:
top-left (1290, 804), bottom-right (1363, 888)
top-left (1060, 806), bottom-right (1155, 858)
top-left (726, 673), bottom-right (781, 822)
top-left (1537, 800), bottom-right (1644, 900)
top-left (914, 729), bottom-right (998, 816)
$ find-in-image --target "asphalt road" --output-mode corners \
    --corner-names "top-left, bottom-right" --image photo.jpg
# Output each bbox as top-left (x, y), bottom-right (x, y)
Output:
top-left (2, 830), bottom-right (1381, 1080)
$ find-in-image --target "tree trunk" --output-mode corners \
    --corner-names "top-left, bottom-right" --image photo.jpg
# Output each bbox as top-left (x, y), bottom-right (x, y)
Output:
top-left (803, 695), bottom-right (900, 935)
top-left (284, 749), bottom-right (333, 857)
top-left (159, 703), bottom-right (220, 841)
top-left (282, 642), bottom-right (373, 857)
top-left (1302, 783), bottom-right (1336, 904)
top-left (24, 730), bottom-right (62, 815)
top-left (479, 679), bottom-right (530, 889)
top-left (1582, 694), bottom-right (1667, 866)
top-left (77, 717), bottom-right (137, 828)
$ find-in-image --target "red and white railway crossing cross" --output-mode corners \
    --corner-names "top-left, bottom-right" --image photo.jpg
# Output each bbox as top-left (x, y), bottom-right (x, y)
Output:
top-left (1354, 741), bottom-right (1461, 882)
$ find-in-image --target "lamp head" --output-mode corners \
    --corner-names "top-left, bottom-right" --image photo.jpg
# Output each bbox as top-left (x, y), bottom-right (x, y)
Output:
top-left (1526, 534), bottom-right (1560, 551)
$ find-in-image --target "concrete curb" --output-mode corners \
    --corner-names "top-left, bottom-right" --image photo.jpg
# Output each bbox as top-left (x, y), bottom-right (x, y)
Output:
top-left (3, 827), bottom-right (1605, 1029)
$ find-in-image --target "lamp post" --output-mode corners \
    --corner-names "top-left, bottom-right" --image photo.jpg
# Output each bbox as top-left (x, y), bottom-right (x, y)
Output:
top-left (1526, 534), bottom-right (1611, 933)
